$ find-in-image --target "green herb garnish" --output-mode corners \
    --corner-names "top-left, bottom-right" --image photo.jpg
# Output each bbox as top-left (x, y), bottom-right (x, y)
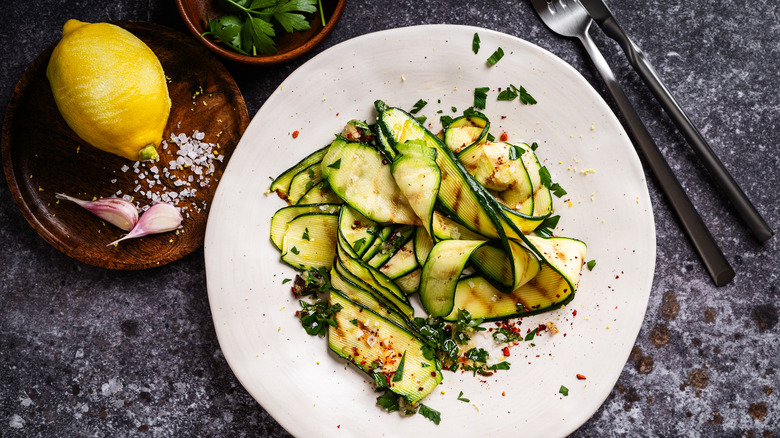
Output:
top-left (376, 390), bottom-right (400, 412)
top-left (497, 87), bottom-right (518, 101)
top-left (457, 391), bottom-right (470, 402)
top-left (349, 318), bottom-right (358, 326)
top-left (473, 87), bottom-right (490, 110)
top-left (539, 166), bottom-right (552, 188)
top-left (302, 227), bottom-right (310, 241)
top-left (488, 361), bottom-right (511, 371)
top-left (298, 300), bottom-right (342, 336)
top-left (202, 0), bottom-right (322, 56)
top-left (327, 158), bottom-right (342, 169)
top-left (392, 352), bottom-right (407, 382)
top-left (518, 85), bottom-right (537, 104)
top-left (410, 99), bottom-right (428, 114)
top-left (535, 215), bottom-right (561, 238)
top-left (472, 32), bottom-right (480, 54)
top-left (352, 237), bottom-right (367, 253)
top-left (587, 259), bottom-right (597, 271)
top-left (508, 144), bottom-right (524, 160)
top-left (493, 327), bottom-right (521, 344)
top-left (550, 182), bottom-right (567, 197)
top-left (496, 84), bottom-right (537, 105)
top-left (524, 328), bottom-right (538, 342)
top-left (559, 385), bottom-right (569, 396)
top-left (290, 246), bottom-right (300, 255)
top-left (418, 404), bottom-right (441, 425)
top-left (530, 141), bottom-right (539, 151)
top-left (486, 47), bottom-right (504, 66)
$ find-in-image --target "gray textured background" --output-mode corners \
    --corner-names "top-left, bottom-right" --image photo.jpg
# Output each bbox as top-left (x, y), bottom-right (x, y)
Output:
top-left (1, 0), bottom-right (778, 436)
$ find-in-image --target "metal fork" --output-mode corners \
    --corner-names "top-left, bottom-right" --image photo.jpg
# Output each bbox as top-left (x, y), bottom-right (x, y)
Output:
top-left (529, 0), bottom-right (735, 286)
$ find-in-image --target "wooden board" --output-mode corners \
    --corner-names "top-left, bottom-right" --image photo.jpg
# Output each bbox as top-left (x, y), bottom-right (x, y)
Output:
top-left (1, 21), bottom-right (249, 270)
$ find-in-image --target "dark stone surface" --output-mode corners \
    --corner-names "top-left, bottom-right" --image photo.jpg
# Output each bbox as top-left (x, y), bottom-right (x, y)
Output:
top-left (1, 0), bottom-right (778, 436)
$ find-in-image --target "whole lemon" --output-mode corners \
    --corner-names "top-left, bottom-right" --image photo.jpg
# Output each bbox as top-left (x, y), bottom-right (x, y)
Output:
top-left (46, 20), bottom-right (171, 161)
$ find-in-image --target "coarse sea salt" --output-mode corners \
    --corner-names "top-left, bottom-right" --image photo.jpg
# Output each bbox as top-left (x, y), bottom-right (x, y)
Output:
top-left (109, 130), bottom-right (223, 218)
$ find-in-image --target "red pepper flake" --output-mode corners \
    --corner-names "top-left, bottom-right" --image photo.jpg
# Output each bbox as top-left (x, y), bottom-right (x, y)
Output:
top-left (502, 391), bottom-right (506, 396)
top-left (500, 132), bottom-right (509, 142)
top-left (577, 374), bottom-right (587, 380)
top-left (292, 130), bottom-right (300, 138)
top-left (502, 347), bottom-right (511, 357)
top-left (572, 310), bottom-right (578, 317)
top-left (431, 371), bottom-right (437, 377)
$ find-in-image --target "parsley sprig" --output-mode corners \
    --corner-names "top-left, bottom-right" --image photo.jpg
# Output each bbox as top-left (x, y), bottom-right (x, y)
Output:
top-left (202, 0), bottom-right (324, 56)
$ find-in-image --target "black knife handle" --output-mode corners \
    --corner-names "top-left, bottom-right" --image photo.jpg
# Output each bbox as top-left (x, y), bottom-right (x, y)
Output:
top-left (598, 16), bottom-right (773, 243)
top-left (578, 32), bottom-right (735, 286)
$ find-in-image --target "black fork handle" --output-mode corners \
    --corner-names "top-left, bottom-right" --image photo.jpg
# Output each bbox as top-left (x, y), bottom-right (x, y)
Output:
top-left (579, 32), bottom-right (735, 286)
top-left (596, 15), bottom-right (773, 243)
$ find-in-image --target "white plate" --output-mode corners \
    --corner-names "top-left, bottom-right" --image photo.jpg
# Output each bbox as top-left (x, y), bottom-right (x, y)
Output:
top-left (205, 25), bottom-right (656, 438)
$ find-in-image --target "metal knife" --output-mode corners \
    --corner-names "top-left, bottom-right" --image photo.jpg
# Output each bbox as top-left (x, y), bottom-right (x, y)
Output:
top-left (578, 0), bottom-right (774, 243)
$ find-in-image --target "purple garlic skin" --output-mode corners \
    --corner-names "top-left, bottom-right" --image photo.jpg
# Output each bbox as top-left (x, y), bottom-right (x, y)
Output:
top-left (109, 202), bottom-right (182, 246)
top-left (56, 193), bottom-right (138, 231)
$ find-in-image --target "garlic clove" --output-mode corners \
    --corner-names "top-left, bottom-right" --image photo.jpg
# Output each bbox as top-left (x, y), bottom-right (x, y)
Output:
top-left (108, 202), bottom-right (182, 246)
top-left (56, 193), bottom-right (138, 231)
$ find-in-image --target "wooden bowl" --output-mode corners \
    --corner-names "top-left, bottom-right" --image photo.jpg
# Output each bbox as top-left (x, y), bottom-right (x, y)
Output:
top-left (175, 0), bottom-right (346, 65)
top-left (1, 21), bottom-right (249, 270)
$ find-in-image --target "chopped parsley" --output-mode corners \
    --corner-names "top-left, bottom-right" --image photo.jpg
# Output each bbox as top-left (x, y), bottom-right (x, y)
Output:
top-left (587, 259), bottom-right (597, 271)
top-left (375, 391), bottom-right (400, 412)
top-left (464, 347), bottom-right (489, 363)
top-left (508, 144), bottom-right (524, 160)
top-left (473, 87), bottom-right (490, 110)
top-left (524, 328), bottom-right (538, 342)
top-left (457, 391), bottom-right (470, 402)
top-left (451, 106), bottom-right (458, 112)
top-left (486, 47), bottom-right (504, 66)
top-left (292, 267), bottom-right (333, 297)
top-left (298, 300), bottom-right (342, 336)
top-left (472, 32), bottom-right (480, 54)
top-left (518, 85), bottom-right (538, 104)
top-left (440, 115), bottom-right (454, 127)
top-left (282, 278), bottom-right (291, 284)
top-left (497, 87), bottom-right (518, 101)
top-left (493, 327), bottom-right (521, 344)
top-left (302, 227), bottom-right (310, 241)
top-left (535, 215), bottom-right (561, 238)
top-left (454, 309), bottom-right (485, 344)
top-left (349, 318), bottom-right (358, 326)
top-left (352, 237), bottom-right (367, 253)
top-left (530, 141), bottom-right (539, 151)
top-left (290, 246), bottom-right (300, 255)
top-left (550, 182), bottom-right (567, 197)
top-left (418, 404), bottom-right (441, 425)
top-left (539, 166), bottom-right (553, 188)
top-left (410, 99), bottom-right (428, 114)
top-left (495, 84), bottom-right (537, 105)
top-left (488, 362), bottom-right (511, 371)
top-left (327, 158), bottom-right (342, 169)
top-left (415, 115), bottom-right (428, 124)
top-left (559, 385), bottom-right (569, 396)
top-left (392, 352), bottom-right (407, 382)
